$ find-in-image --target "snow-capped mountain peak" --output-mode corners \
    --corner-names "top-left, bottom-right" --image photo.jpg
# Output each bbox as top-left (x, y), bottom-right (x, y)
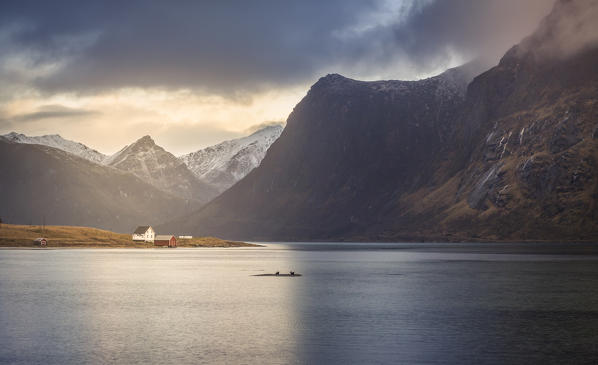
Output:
top-left (104, 135), bottom-right (156, 166)
top-left (106, 134), bottom-right (218, 203)
top-left (2, 131), bottom-right (107, 164)
top-left (180, 124), bottom-right (284, 192)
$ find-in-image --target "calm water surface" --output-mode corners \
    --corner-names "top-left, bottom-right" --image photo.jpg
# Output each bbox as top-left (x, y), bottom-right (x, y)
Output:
top-left (1, 242), bottom-right (598, 364)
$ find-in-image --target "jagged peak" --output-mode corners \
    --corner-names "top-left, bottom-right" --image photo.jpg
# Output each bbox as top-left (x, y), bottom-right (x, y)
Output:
top-left (322, 73), bottom-right (349, 81)
top-left (313, 73), bottom-right (355, 87)
top-left (182, 123), bottom-right (283, 159)
top-left (134, 135), bottom-right (155, 145)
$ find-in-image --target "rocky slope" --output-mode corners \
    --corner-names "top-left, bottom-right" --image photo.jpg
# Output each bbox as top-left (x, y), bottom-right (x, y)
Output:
top-left (163, 0), bottom-right (598, 242)
top-left (0, 140), bottom-right (198, 232)
top-left (2, 132), bottom-right (107, 163)
top-left (106, 135), bottom-right (218, 203)
top-left (180, 125), bottom-right (284, 192)
top-left (393, 0), bottom-right (598, 242)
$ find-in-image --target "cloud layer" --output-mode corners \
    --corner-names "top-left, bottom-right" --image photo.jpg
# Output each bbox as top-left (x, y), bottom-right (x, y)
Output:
top-left (13, 105), bottom-right (100, 122)
top-left (0, 0), bottom-right (559, 153)
top-left (1, 0), bottom-right (555, 95)
top-left (390, 0), bottom-right (554, 71)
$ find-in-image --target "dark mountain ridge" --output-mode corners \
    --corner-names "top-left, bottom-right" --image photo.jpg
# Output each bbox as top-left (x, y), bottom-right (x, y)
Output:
top-left (163, 63), bottom-right (485, 239)
top-left (0, 140), bottom-right (198, 232)
top-left (164, 0), bottom-right (598, 242)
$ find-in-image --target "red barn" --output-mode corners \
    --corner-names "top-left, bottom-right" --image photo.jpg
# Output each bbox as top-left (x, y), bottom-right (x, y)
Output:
top-left (154, 235), bottom-right (177, 247)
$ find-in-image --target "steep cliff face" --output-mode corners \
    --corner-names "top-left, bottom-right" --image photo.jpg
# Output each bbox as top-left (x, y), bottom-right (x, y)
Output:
top-left (165, 64), bottom-right (480, 240)
top-left (164, 0), bottom-right (598, 242)
top-left (397, 29), bottom-right (598, 241)
top-left (366, 0), bottom-right (598, 242)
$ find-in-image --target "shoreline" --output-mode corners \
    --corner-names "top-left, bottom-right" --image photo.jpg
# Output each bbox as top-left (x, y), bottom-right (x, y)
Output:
top-left (0, 245), bottom-right (263, 250)
top-left (0, 224), bottom-right (262, 249)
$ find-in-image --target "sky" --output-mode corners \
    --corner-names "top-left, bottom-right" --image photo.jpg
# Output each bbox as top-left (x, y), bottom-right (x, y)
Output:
top-left (0, 0), bottom-right (554, 155)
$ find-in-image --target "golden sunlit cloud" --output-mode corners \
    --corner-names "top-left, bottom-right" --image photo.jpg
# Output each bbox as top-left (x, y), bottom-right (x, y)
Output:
top-left (1, 85), bottom-right (307, 155)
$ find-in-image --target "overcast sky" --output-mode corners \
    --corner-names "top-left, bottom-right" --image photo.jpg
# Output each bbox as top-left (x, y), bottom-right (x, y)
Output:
top-left (0, 0), bottom-right (554, 154)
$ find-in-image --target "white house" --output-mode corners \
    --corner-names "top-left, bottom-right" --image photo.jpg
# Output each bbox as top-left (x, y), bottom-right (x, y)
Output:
top-left (132, 226), bottom-right (155, 242)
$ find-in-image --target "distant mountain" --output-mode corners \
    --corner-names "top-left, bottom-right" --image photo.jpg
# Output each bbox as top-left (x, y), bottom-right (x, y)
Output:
top-left (2, 132), bottom-right (107, 164)
top-left (163, 0), bottom-right (598, 242)
top-left (0, 139), bottom-right (198, 232)
top-left (180, 124), bottom-right (284, 192)
top-left (106, 135), bottom-right (218, 203)
top-left (4, 127), bottom-right (284, 197)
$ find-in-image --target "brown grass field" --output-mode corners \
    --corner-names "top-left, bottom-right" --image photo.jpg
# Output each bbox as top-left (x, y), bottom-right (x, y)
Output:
top-left (0, 224), bottom-right (260, 248)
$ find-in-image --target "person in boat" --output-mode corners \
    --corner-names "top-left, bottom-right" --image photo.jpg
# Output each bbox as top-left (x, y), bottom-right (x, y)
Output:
top-left (290, 271), bottom-right (295, 276)
top-left (275, 271), bottom-right (279, 276)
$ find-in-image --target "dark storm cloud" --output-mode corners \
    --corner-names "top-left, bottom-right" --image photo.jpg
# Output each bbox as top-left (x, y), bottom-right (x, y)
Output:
top-left (389, 0), bottom-right (554, 72)
top-left (13, 105), bottom-right (100, 122)
top-left (0, 0), bottom-right (556, 95)
top-left (0, 0), bottom-right (382, 94)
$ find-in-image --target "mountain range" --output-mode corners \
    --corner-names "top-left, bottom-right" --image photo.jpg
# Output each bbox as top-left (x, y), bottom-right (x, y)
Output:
top-left (0, 125), bottom-right (283, 231)
top-left (0, 141), bottom-right (195, 232)
top-left (3, 0), bottom-right (597, 242)
top-left (162, 0), bottom-right (598, 242)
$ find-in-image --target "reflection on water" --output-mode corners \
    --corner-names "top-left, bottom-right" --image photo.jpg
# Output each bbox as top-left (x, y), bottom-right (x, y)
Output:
top-left (1, 243), bottom-right (598, 364)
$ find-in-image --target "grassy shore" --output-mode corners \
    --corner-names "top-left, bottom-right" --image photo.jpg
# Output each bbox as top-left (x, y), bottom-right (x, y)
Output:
top-left (0, 224), bottom-right (260, 248)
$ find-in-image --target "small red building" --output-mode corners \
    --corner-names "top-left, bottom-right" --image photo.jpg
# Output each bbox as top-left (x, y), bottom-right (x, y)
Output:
top-left (154, 235), bottom-right (177, 248)
top-left (34, 238), bottom-right (47, 247)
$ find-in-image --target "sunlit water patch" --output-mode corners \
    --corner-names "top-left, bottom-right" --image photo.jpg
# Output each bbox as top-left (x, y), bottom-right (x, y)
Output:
top-left (1, 243), bottom-right (598, 364)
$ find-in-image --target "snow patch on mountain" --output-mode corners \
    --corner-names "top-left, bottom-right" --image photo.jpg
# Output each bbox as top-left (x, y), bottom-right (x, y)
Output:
top-left (180, 124), bottom-right (284, 192)
top-left (3, 132), bottom-right (107, 163)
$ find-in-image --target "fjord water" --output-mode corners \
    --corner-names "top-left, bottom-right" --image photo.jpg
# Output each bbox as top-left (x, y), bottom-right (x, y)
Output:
top-left (1, 244), bottom-right (598, 364)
